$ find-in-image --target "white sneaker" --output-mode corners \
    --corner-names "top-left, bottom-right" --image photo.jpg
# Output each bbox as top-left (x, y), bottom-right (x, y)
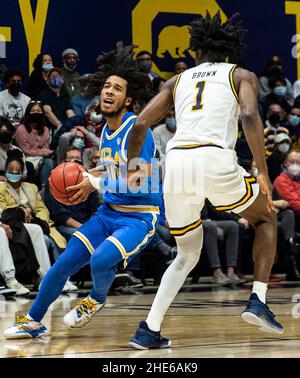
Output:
top-left (63, 296), bottom-right (104, 329)
top-left (5, 278), bottom-right (30, 295)
top-left (63, 280), bottom-right (78, 292)
top-left (4, 314), bottom-right (48, 340)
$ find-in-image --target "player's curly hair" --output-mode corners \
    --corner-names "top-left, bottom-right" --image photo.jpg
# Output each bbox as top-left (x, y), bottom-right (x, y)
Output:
top-left (81, 44), bottom-right (155, 111)
top-left (189, 11), bottom-right (247, 63)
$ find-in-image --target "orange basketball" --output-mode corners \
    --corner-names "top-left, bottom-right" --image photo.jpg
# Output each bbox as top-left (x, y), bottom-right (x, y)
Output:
top-left (49, 162), bottom-right (83, 205)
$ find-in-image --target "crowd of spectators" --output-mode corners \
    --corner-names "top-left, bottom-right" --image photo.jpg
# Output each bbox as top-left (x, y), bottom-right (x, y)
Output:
top-left (0, 48), bottom-right (300, 298)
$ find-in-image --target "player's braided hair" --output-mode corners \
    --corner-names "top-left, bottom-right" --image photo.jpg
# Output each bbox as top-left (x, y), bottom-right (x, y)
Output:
top-left (81, 44), bottom-right (154, 111)
top-left (189, 11), bottom-right (247, 63)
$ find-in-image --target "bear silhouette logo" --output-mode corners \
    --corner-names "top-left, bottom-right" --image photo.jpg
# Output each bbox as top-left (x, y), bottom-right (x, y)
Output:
top-left (157, 25), bottom-right (192, 58)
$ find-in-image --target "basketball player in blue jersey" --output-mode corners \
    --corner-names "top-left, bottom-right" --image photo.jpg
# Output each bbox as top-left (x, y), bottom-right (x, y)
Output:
top-left (127, 12), bottom-right (283, 350)
top-left (4, 47), bottom-right (160, 339)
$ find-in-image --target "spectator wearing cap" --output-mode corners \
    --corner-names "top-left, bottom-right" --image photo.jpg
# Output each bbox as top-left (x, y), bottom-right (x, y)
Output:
top-left (267, 133), bottom-right (291, 183)
top-left (38, 67), bottom-right (75, 132)
top-left (61, 48), bottom-right (81, 99)
top-left (264, 103), bottom-right (289, 156)
top-left (136, 51), bottom-right (160, 82)
top-left (27, 52), bottom-right (55, 100)
top-left (0, 69), bottom-right (31, 128)
top-left (259, 56), bottom-right (294, 106)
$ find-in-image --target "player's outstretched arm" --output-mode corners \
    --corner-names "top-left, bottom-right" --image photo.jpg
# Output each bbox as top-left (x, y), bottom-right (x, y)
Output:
top-left (235, 68), bottom-right (274, 212)
top-left (127, 75), bottom-right (177, 169)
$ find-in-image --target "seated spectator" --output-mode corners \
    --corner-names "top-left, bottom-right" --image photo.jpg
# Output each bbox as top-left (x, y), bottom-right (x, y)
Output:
top-left (259, 55), bottom-right (294, 106)
top-left (44, 146), bottom-right (100, 240)
top-left (84, 147), bottom-right (101, 170)
top-left (152, 77), bottom-right (166, 93)
top-left (27, 52), bottom-right (54, 100)
top-left (84, 99), bottom-right (106, 145)
top-left (0, 150), bottom-right (67, 254)
top-left (0, 116), bottom-right (35, 183)
top-left (293, 77), bottom-right (300, 100)
top-left (264, 76), bottom-right (291, 115)
top-left (266, 133), bottom-right (291, 183)
top-left (39, 67), bottom-right (75, 132)
top-left (72, 75), bottom-right (99, 118)
top-left (201, 200), bottom-right (244, 284)
top-left (274, 149), bottom-right (300, 231)
top-left (60, 48), bottom-right (81, 99)
top-left (14, 101), bottom-right (55, 188)
top-left (235, 119), bottom-right (253, 170)
top-left (264, 103), bottom-right (289, 156)
top-left (0, 69), bottom-right (31, 128)
top-left (136, 50), bottom-right (160, 81)
top-left (153, 109), bottom-right (176, 171)
top-left (174, 61), bottom-right (188, 75)
top-left (56, 125), bottom-right (99, 164)
top-left (286, 105), bottom-right (300, 142)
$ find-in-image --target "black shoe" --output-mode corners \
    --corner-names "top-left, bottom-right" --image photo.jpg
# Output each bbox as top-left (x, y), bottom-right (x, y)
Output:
top-left (0, 277), bottom-right (16, 296)
top-left (111, 273), bottom-right (131, 290)
top-left (286, 255), bottom-right (300, 281)
top-left (126, 271), bottom-right (143, 288)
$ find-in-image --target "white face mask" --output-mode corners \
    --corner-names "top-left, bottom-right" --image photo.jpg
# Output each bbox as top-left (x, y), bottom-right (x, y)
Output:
top-left (287, 163), bottom-right (300, 176)
top-left (90, 111), bottom-right (103, 123)
top-left (278, 143), bottom-right (290, 154)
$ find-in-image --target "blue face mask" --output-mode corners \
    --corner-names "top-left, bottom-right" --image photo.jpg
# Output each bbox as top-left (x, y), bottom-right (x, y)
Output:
top-left (288, 114), bottom-right (300, 127)
top-left (165, 118), bottom-right (176, 129)
top-left (50, 76), bottom-right (63, 89)
top-left (273, 86), bottom-right (287, 97)
top-left (42, 63), bottom-right (54, 72)
top-left (5, 172), bottom-right (22, 183)
top-left (72, 137), bottom-right (85, 149)
top-left (138, 61), bottom-right (152, 72)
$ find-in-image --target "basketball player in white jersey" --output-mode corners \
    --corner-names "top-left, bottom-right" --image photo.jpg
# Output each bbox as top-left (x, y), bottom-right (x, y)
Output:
top-left (127, 12), bottom-right (283, 349)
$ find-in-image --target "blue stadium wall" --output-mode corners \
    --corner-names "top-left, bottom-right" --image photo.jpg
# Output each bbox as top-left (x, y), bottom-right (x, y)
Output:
top-left (0, 0), bottom-right (300, 83)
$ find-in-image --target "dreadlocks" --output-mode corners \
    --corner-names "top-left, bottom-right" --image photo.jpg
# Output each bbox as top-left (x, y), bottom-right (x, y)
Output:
top-left (80, 44), bottom-right (154, 112)
top-left (189, 11), bottom-right (247, 63)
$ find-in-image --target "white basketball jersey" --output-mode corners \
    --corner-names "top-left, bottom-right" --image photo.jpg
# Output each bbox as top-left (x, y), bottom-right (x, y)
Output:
top-left (166, 62), bottom-right (240, 152)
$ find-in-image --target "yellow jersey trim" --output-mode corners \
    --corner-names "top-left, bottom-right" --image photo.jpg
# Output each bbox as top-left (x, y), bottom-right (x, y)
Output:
top-left (173, 73), bottom-right (183, 102)
top-left (105, 115), bottom-right (137, 140)
top-left (170, 218), bottom-right (202, 236)
top-left (73, 231), bottom-right (94, 254)
top-left (215, 176), bottom-right (256, 211)
top-left (107, 213), bottom-right (157, 261)
top-left (109, 204), bottom-right (160, 214)
top-left (172, 143), bottom-right (223, 150)
top-left (229, 65), bottom-right (239, 102)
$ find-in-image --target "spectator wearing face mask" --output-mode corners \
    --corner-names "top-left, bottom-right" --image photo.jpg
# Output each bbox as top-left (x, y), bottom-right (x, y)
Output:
top-left (152, 109), bottom-right (176, 170)
top-left (27, 53), bottom-right (55, 100)
top-left (56, 125), bottom-right (99, 164)
top-left (286, 106), bottom-right (300, 141)
top-left (264, 103), bottom-right (289, 156)
top-left (38, 67), bottom-right (76, 132)
top-left (136, 51), bottom-right (160, 82)
top-left (264, 77), bottom-right (291, 114)
top-left (72, 74), bottom-right (99, 118)
top-left (0, 116), bottom-right (35, 184)
top-left (266, 133), bottom-right (291, 183)
top-left (274, 149), bottom-right (300, 217)
top-left (259, 55), bottom-right (294, 105)
top-left (60, 48), bottom-right (81, 99)
top-left (84, 147), bottom-right (101, 170)
top-left (43, 146), bottom-right (100, 240)
top-left (14, 101), bottom-right (55, 188)
top-left (0, 69), bottom-right (31, 128)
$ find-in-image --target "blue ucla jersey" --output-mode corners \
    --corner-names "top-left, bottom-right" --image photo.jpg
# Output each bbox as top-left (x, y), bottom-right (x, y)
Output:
top-left (99, 112), bottom-right (161, 209)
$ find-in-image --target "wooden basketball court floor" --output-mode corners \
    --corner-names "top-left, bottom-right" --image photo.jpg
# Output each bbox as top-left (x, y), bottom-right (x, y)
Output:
top-left (1, 281), bottom-right (300, 358)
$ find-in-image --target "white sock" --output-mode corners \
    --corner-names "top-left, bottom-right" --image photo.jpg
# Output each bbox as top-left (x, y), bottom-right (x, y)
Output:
top-left (146, 227), bottom-right (203, 332)
top-left (26, 313), bottom-right (34, 321)
top-left (252, 281), bottom-right (268, 304)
